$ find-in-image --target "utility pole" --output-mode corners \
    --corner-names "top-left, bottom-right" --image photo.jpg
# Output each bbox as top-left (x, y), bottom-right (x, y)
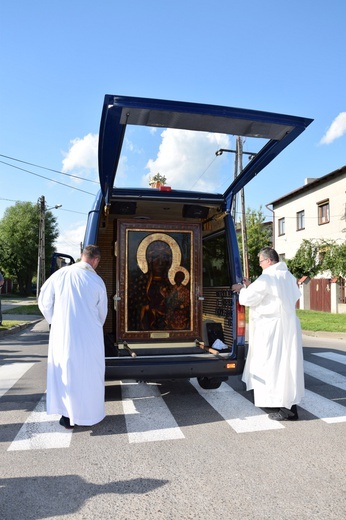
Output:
top-left (237, 137), bottom-right (249, 278)
top-left (36, 196), bottom-right (46, 298)
top-left (231, 150), bottom-right (238, 221)
top-left (36, 197), bottom-right (62, 297)
top-left (216, 139), bottom-right (251, 278)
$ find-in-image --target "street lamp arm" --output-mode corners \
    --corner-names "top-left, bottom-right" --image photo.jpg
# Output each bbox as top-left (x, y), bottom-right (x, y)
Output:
top-left (47, 204), bottom-right (62, 210)
top-left (215, 148), bottom-right (256, 157)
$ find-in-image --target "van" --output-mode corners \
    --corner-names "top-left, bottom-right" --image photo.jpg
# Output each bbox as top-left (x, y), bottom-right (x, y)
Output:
top-left (56, 95), bottom-right (312, 389)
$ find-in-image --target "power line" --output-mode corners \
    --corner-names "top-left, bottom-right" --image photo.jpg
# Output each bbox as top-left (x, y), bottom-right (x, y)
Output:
top-left (59, 208), bottom-right (87, 215)
top-left (0, 160), bottom-right (96, 196)
top-left (0, 153), bottom-right (98, 184)
top-left (0, 197), bottom-right (87, 215)
top-left (189, 155), bottom-right (218, 189)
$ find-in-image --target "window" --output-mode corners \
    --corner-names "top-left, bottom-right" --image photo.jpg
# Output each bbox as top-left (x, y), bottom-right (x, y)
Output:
top-left (278, 218), bottom-right (285, 236)
top-left (296, 210), bottom-right (305, 231)
top-left (318, 200), bottom-right (330, 225)
top-left (203, 232), bottom-right (230, 287)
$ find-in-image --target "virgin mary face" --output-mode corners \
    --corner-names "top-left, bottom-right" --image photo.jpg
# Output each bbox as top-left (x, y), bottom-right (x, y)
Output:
top-left (147, 241), bottom-right (172, 276)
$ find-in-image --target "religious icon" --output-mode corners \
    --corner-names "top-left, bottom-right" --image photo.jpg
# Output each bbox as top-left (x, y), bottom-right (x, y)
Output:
top-left (117, 221), bottom-right (201, 341)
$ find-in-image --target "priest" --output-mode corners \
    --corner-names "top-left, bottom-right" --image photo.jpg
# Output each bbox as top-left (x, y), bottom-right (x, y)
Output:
top-left (38, 245), bottom-right (108, 429)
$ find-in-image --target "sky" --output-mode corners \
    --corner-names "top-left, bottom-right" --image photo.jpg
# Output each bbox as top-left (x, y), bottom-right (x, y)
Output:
top-left (1, 0), bottom-right (346, 259)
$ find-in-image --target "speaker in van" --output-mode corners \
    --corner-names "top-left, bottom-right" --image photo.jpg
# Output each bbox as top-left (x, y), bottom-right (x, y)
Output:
top-left (111, 201), bottom-right (137, 215)
top-left (182, 204), bottom-right (209, 219)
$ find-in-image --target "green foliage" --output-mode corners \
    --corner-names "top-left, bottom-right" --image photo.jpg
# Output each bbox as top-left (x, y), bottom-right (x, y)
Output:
top-left (238, 206), bottom-right (272, 278)
top-left (296, 309), bottom-right (346, 333)
top-left (287, 239), bottom-right (346, 279)
top-left (286, 239), bottom-right (321, 279)
top-left (0, 201), bottom-right (59, 295)
top-left (320, 241), bottom-right (346, 277)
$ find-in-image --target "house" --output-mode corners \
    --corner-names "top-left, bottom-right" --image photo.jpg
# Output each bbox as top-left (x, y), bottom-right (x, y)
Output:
top-left (267, 165), bottom-right (346, 313)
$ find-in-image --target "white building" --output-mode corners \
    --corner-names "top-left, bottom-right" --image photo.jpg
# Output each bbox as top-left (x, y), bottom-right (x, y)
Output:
top-left (267, 165), bottom-right (346, 313)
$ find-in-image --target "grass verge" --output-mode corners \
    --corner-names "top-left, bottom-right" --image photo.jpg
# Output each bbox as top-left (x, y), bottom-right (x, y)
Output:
top-left (297, 309), bottom-right (346, 333)
top-left (0, 320), bottom-right (26, 329)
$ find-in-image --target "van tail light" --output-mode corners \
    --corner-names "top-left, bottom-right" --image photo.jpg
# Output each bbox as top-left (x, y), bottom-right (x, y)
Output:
top-left (237, 302), bottom-right (246, 337)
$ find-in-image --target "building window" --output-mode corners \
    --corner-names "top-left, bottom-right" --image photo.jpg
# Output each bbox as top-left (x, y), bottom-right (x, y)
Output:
top-left (296, 210), bottom-right (305, 231)
top-left (318, 200), bottom-right (330, 225)
top-left (278, 218), bottom-right (285, 236)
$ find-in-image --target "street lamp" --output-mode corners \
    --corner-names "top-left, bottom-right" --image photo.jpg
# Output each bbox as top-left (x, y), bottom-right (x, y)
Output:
top-left (36, 196), bottom-right (62, 297)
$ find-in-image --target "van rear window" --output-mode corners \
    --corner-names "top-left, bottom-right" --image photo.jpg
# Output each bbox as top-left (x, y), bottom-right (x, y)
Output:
top-left (203, 233), bottom-right (230, 287)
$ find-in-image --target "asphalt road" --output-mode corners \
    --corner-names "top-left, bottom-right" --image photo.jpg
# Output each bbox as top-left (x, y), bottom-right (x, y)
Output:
top-left (0, 321), bottom-right (345, 519)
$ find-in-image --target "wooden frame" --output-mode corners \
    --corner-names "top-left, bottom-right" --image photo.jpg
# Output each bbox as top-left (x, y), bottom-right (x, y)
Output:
top-left (117, 220), bottom-right (202, 342)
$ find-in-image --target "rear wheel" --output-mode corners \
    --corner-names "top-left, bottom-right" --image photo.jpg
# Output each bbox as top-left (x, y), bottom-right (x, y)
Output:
top-left (197, 376), bottom-right (223, 389)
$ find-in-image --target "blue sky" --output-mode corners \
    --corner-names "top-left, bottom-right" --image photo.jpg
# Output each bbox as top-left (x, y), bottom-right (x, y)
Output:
top-left (1, 1), bottom-right (345, 258)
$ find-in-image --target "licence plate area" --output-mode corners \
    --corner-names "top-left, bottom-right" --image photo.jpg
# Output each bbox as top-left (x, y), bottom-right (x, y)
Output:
top-left (104, 355), bottom-right (243, 381)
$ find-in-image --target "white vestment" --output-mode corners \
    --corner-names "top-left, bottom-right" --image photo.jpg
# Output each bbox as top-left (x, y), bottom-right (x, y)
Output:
top-left (239, 262), bottom-right (304, 409)
top-left (38, 261), bottom-right (108, 426)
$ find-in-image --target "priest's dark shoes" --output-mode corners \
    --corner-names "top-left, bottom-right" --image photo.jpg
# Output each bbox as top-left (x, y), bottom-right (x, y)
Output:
top-left (59, 416), bottom-right (74, 429)
top-left (268, 408), bottom-right (298, 421)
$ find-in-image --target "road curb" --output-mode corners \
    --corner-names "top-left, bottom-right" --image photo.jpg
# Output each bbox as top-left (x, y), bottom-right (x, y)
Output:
top-left (302, 330), bottom-right (346, 341)
top-left (0, 319), bottom-right (43, 338)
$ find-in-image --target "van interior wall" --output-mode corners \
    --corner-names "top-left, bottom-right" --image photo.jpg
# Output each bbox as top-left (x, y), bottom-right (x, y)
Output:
top-left (96, 214), bottom-right (116, 334)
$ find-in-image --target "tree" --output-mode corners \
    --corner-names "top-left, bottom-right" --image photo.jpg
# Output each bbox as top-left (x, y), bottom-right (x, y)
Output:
top-left (0, 201), bottom-right (59, 295)
top-left (286, 239), bottom-right (322, 279)
top-left (320, 240), bottom-right (346, 278)
top-left (286, 239), bottom-right (346, 280)
top-left (238, 206), bottom-right (272, 278)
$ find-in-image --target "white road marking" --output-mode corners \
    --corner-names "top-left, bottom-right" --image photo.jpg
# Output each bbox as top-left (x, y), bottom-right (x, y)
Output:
top-left (121, 381), bottom-right (185, 443)
top-left (312, 352), bottom-right (346, 365)
top-left (190, 380), bottom-right (285, 433)
top-left (304, 360), bottom-right (346, 391)
top-left (4, 353), bottom-right (346, 450)
top-left (0, 362), bottom-right (35, 398)
top-left (300, 389), bottom-right (346, 423)
top-left (8, 396), bottom-right (72, 451)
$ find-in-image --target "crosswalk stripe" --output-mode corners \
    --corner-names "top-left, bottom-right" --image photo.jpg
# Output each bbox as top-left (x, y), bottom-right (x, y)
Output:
top-left (3, 351), bottom-right (346, 448)
top-left (7, 396), bottom-right (72, 451)
top-left (300, 389), bottom-right (346, 423)
top-left (304, 360), bottom-right (346, 391)
top-left (120, 381), bottom-right (185, 443)
top-left (190, 380), bottom-right (285, 433)
top-left (312, 352), bottom-right (346, 365)
top-left (0, 362), bottom-right (35, 398)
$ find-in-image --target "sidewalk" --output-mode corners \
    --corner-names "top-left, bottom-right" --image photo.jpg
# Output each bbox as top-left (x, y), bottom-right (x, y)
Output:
top-left (1, 297), bottom-right (38, 312)
top-left (0, 297), bottom-right (43, 337)
top-left (301, 329), bottom-right (346, 341)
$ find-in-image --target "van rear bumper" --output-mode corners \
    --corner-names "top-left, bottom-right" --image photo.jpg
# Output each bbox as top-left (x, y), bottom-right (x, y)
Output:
top-left (105, 355), bottom-right (245, 381)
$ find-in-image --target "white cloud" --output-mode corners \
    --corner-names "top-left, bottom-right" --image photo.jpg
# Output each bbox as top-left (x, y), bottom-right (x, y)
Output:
top-left (320, 112), bottom-right (346, 144)
top-left (55, 224), bottom-right (86, 260)
top-left (62, 133), bottom-right (98, 180)
top-left (144, 129), bottom-right (230, 191)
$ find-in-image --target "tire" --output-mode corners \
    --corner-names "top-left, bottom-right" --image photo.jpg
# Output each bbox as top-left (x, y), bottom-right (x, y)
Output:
top-left (197, 376), bottom-right (223, 389)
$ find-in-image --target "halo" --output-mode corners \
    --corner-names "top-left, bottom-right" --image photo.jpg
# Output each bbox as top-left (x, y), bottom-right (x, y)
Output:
top-left (137, 232), bottom-right (189, 285)
top-left (169, 266), bottom-right (190, 286)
